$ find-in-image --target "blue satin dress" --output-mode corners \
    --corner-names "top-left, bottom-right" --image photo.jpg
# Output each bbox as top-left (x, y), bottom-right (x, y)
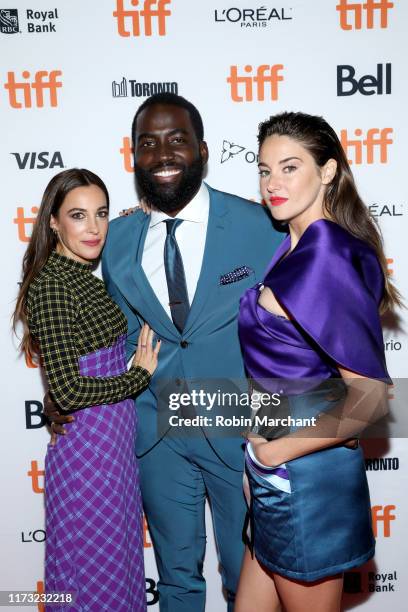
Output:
top-left (238, 219), bottom-right (390, 582)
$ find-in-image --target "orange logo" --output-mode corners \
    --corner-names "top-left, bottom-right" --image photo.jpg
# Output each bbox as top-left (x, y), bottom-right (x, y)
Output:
top-left (120, 136), bottom-right (134, 173)
top-left (36, 581), bottom-right (45, 612)
top-left (340, 128), bottom-right (393, 164)
top-left (113, 0), bottom-right (171, 37)
top-left (4, 70), bottom-right (62, 108)
top-left (336, 0), bottom-right (393, 30)
top-left (28, 460), bottom-right (45, 494)
top-left (143, 515), bottom-right (152, 548)
top-left (371, 504), bottom-right (396, 537)
top-left (227, 64), bottom-right (284, 102)
top-left (13, 206), bottom-right (39, 242)
top-left (25, 352), bottom-right (39, 369)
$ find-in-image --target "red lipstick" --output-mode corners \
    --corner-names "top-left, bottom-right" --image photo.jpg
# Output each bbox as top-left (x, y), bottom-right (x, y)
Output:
top-left (269, 197), bottom-right (288, 207)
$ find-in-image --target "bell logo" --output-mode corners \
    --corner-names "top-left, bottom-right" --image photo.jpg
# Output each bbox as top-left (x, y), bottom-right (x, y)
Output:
top-left (4, 70), bottom-right (62, 108)
top-left (336, 0), bottom-right (393, 30)
top-left (340, 128), bottom-right (393, 164)
top-left (120, 136), bottom-right (134, 172)
top-left (28, 460), bottom-right (45, 494)
top-left (371, 504), bottom-right (396, 537)
top-left (227, 64), bottom-right (284, 102)
top-left (13, 206), bottom-right (39, 242)
top-left (113, 0), bottom-right (172, 37)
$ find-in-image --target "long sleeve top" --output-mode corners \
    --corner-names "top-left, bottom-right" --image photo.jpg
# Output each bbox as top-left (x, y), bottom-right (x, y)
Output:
top-left (27, 251), bottom-right (150, 411)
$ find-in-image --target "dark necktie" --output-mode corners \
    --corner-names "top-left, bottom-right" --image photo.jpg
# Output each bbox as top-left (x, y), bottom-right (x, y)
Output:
top-left (164, 218), bottom-right (190, 332)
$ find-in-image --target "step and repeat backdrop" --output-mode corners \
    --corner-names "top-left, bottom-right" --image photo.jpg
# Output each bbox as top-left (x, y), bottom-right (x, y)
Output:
top-left (1, 1), bottom-right (407, 610)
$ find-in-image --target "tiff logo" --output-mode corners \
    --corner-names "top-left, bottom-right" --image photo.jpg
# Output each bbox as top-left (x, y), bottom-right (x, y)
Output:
top-left (120, 136), bottom-right (134, 172)
top-left (28, 460), bottom-right (44, 494)
top-left (113, 0), bottom-right (171, 37)
top-left (340, 128), bottom-right (393, 164)
top-left (13, 206), bottom-right (39, 242)
top-left (227, 64), bottom-right (284, 102)
top-left (336, 0), bottom-right (393, 30)
top-left (371, 504), bottom-right (396, 537)
top-left (4, 70), bottom-right (62, 108)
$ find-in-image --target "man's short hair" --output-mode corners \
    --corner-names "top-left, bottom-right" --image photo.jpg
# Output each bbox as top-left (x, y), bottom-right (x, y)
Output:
top-left (131, 93), bottom-right (204, 145)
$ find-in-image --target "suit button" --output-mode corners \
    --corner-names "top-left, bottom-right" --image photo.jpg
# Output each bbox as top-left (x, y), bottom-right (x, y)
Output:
top-left (175, 378), bottom-right (182, 386)
top-left (180, 340), bottom-right (189, 349)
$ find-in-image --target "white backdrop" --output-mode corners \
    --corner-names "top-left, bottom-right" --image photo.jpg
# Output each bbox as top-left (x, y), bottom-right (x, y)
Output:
top-left (1, 1), bottom-right (407, 610)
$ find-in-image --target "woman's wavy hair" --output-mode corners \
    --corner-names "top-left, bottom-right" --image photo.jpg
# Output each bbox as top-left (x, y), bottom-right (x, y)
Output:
top-left (258, 111), bottom-right (401, 313)
top-left (12, 168), bottom-right (110, 359)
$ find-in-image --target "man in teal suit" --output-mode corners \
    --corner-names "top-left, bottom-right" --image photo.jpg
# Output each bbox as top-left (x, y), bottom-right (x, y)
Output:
top-left (102, 94), bottom-right (283, 611)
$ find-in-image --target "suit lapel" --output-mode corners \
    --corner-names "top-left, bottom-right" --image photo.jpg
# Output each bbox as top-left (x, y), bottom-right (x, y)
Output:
top-left (111, 212), bottom-right (178, 338)
top-left (183, 185), bottom-right (228, 335)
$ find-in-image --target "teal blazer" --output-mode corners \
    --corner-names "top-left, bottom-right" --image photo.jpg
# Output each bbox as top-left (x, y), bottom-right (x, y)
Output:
top-left (102, 184), bottom-right (283, 468)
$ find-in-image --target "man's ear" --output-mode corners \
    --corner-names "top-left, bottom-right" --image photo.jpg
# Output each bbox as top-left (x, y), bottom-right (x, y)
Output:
top-left (322, 159), bottom-right (337, 185)
top-left (200, 141), bottom-right (209, 165)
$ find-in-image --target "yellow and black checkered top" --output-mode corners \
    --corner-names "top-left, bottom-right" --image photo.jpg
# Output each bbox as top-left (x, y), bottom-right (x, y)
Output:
top-left (27, 251), bottom-right (150, 411)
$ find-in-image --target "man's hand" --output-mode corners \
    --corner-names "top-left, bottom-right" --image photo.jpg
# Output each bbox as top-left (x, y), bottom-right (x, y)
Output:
top-left (43, 391), bottom-right (74, 446)
top-left (120, 198), bottom-right (151, 217)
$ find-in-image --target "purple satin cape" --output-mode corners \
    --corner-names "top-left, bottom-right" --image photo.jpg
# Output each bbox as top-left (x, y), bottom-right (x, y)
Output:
top-left (260, 219), bottom-right (389, 380)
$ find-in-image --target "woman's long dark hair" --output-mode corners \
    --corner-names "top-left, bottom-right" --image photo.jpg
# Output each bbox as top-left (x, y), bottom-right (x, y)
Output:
top-left (258, 111), bottom-right (401, 313)
top-left (13, 168), bottom-right (110, 359)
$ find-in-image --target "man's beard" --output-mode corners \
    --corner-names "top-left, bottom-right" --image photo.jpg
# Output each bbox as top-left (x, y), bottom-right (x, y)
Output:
top-left (135, 158), bottom-right (204, 214)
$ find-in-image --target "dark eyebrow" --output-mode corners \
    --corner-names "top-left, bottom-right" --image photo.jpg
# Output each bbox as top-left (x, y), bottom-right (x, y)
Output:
top-left (258, 156), bottom-right (302, 168)
top-left (137, 128), bottom-right (189, 141)
top-left (66, 206), bottom-right (108, 213)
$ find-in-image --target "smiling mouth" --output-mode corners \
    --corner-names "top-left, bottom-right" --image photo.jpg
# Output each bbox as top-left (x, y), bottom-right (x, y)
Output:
top-left (152, 167), bottom-right (182, 178)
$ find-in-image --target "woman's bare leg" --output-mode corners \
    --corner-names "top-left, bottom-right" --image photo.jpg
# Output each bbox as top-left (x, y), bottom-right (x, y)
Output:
top-left (235, 547), bottom-right (282, 612)
top-left (273, 572), bottom-right (343, 612)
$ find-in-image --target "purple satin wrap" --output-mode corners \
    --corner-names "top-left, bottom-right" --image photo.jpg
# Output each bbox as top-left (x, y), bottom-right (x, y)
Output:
top-left (239, 219), bottom-right (390, 385)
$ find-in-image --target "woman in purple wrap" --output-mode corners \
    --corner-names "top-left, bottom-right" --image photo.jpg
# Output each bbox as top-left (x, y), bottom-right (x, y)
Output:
top-left (235, 113), bottom-right (399, 612)
top-left (14, 169), bottom-right (160, 611)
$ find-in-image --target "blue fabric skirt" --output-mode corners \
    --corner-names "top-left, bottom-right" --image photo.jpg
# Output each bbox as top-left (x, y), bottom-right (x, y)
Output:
top-left (245, 439), bottom-right (375, 582)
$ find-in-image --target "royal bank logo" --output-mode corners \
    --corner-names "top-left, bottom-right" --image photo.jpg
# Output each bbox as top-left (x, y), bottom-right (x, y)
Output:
top-left (0, 8), bottom-right (59, 34)
top-left (344, 570), bottom-right (398, 594)
top-left (221, 140), bottom-right (258, 164)
top-left (112, 76), bottom-right (178, 98)
top-left (214, 6), bottom-right (293, 28)
top-left (0, 8), bottom-right (19, 33)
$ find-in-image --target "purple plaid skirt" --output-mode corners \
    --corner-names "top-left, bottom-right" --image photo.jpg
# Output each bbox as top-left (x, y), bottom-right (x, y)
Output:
top-left (44, 335), bottom-right (146, 611)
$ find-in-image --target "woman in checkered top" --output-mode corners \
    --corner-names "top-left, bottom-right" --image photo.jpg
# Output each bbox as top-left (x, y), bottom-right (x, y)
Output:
top-left (14, 168), bottom-right (160, 611)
